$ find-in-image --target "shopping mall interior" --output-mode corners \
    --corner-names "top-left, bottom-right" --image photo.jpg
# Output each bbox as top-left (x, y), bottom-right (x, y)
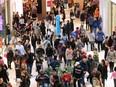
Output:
top-left (0, 0), bottom-right (116, 87)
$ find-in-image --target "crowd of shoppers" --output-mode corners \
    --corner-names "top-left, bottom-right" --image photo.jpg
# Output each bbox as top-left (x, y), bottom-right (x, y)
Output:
top-left (1, 0), bottom-right (116, 87)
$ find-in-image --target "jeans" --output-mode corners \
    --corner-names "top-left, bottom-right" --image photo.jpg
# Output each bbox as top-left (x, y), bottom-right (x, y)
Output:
top-left (8, 34), bottom-right (11, 43)
top-left (27, 63), bottom-right (33, 75)
top-left (109, 61), bottom-right (114, 72)
top-left (93, 27), bottom-right (97, 35)
top-left (102, 77), bottom-right (105, 86)
top-left (63, 82), bottom-right (70, 87)
top-left (90, 42), bottom-right (94, 51)
top-left (74, 78), bottom-right (82, 87)
top-left (47, 57), bottom-right (52, 65)
top-left (97, 41), bottom-right (103, 51)
top-left (39, 83), bottom-right (49, 87)
top-left (66, 60), bottom-right (72, 67)
top-left (104, 48), bottom-right (108, 60)
top-left (94, 61), bottom-right (99, 67)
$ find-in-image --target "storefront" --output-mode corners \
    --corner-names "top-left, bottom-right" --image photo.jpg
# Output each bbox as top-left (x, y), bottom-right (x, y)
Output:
top-left (0, 0), bottom-right (6, 37)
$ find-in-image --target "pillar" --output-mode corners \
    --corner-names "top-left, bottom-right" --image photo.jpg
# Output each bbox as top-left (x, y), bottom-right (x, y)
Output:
top-left (38, 0), bottom-right (46, 21)
top-left (73, 0), bottom-right (84, 10)
top-left (9, 0), bottom-right (23, 29)
top-left (99, 0), bottom-right (111, 36)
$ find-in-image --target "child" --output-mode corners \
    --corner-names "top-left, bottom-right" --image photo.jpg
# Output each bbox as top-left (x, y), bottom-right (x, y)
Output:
top-left (111, 67), bottom-right (116, 87)
top-left (93, 48), bottom-right (99, 67)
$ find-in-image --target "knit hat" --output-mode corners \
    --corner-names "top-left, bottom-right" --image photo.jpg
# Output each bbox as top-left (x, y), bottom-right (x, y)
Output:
top-left (75, 62), bottom-right (80, 66)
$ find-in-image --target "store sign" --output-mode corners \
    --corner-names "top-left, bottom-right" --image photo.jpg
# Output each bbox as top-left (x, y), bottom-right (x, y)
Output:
top-left (0, 16), bottom-right (2, 31)
top-left (56, 15), bottom-right (60, 36)
top-left (0, 38), bottom-right (2, 48)
top-left (47, 1), bottom-right (51, 7)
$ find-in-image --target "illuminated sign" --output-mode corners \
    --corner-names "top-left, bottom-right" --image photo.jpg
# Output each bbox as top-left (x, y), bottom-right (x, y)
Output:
top-left (0, 16), bottom-right (2, 31)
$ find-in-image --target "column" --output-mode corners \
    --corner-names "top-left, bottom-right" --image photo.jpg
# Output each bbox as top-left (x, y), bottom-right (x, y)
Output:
top-left (73, 0), bottom-right (84, 10)
top-left (99, 0), bottom-right (111, 36)
top-left (38, 0), bottom-right (46, 21)
top-left (9, 0), bottom-right (23, 29)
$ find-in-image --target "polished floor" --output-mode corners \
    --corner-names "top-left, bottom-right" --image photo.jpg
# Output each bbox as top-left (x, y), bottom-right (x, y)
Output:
top-left (3, 8), bottom-right (115, 87)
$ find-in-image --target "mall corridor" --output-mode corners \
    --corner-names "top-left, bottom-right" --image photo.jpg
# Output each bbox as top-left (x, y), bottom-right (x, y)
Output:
top-left (0, 0), bottom-right (116, 87)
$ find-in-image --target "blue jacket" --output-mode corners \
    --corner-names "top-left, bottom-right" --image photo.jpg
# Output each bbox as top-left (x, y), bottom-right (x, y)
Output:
top-left (87, 16), bottom-right (94, 25)
top-left (80, 61), bottom-right (88, 71)
top-left (96, 31), bottom-right (105, 41)
top-left (93, 20), bottom-right (98, 28)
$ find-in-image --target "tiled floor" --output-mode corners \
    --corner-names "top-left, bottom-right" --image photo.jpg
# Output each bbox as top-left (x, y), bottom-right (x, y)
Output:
top-left (3, 8), bottom-right (115, 87)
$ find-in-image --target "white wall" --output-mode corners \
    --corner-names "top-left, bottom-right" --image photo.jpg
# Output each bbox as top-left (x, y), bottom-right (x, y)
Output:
top-left (111, 0), bottom-right (116, 4)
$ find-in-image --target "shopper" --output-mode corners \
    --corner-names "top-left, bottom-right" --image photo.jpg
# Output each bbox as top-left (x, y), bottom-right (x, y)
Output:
top-left (31, 33), bottom-right (37, 53)
top-left (111, 67), bottom-right (116, 87)
top-left (0, 78), bottom-right (7, 87)
top-left (61, 71), bottom-right (72, 87)
top-left (0, 64), bottom-right (9, 84)
top-left (65, 45), bottom-right (73, 67)
top-left (26, 49), bottom-right (35, 76)
top-left (73, 62), bottom-right (84, 87)
top-left (35, 70), bottom-right (49, 87)
top-left (92, 71), bottom-right (102, 87)
top-left (98, 60), bottom-right (107, 87)
top-left (20, 70), bottom-right (30, 87)
top-left (7, 47), bottom-right (14, 69)
top-left (88, 30), bottom-right (95, 51)
top-left (96, 28), bottom-right (105, 52)
top-left (107, 46), bottom-right (116, 72)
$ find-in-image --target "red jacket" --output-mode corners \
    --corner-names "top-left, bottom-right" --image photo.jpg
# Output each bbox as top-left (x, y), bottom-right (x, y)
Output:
top-left (62, 74), bottom-right (71, 82)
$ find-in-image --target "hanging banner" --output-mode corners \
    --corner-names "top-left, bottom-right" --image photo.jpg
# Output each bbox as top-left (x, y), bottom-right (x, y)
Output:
top-left (56, 15), bottom-right (60, 36)
top-left (0, 38), bottom-right (2, 48)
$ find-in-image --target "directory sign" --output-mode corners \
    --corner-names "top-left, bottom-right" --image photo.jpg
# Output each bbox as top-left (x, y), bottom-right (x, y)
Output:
top-left (56, 15), bottom-right (60, 36)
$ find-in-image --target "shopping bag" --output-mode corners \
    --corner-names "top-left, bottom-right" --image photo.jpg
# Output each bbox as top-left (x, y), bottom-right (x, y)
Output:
top-left (4, 53), bottom-right (7, 58)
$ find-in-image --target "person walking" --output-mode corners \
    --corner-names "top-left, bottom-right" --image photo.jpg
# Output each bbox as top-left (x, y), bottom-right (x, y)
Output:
top-left (65, 20), bottom-right (71, 39)
top-left (107, 47), bottom-right (116, 72)
top-left (111, 67), bottom-right (116, 87)
top-left (6, 24), bottom-right (11, 43)
top-left (103, 36), bottom-right (109, 60)
top-left (80, 10), bottom-right (85, 25)
top-left (26, 49), bottom-right (35, 76)
top-left (40, 20), bottom-right (46, 39)
top-left (88, 30), bottom-right (95, 51)
top-left (35, 70), bottom-right (49, 87)
top-left (65, 45), bottom-right (73, 68)
top-left (7, 47), bottom-right (14, 69)
top-left (98, 60), bottom-right (108, 87)
top-left (96, 28), bottom-right (105, 52)
top-left (31, 33), bottom-right (37, 53)
top-left (46, 44), bottom-right (54, 66)
top-left (0, 65), bottom-right (9, 84)
top-left (73, 62), bottom-right (84, 87)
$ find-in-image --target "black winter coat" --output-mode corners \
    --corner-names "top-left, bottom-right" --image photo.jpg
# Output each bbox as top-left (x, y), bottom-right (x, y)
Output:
top-left (0, 69), bottom-right (9, 84)
top-left (98, 64), bottom-right (107, 79)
